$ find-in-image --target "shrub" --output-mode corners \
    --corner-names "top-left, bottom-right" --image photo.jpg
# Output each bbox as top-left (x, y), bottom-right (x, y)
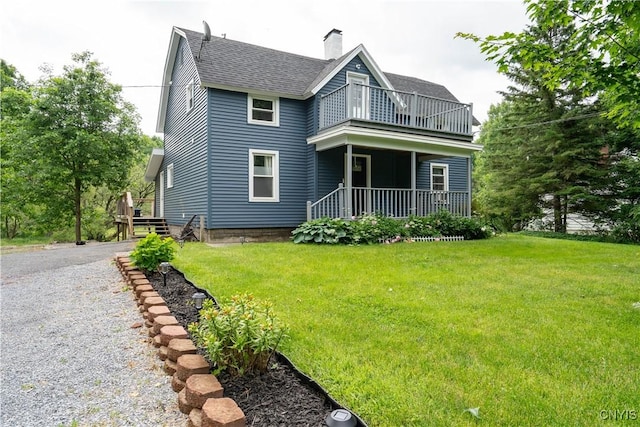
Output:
top-left (349, 214), bottom-right (407, 244)
top-left (81, 206), bottom-right (110, 242)
top-left (610, 221), bottom-right (640, 244)
top-left (291, 217), bottom-right (350, 244)
top-left (292, 211), bottom-right (491, 244)
top-left (188, 294), bottom-right (288, 376)
top-left (130, 232), bottom-right (176, 272)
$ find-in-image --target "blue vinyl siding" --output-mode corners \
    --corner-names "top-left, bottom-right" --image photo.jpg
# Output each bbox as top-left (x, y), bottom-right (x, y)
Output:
top-left (317, 151), bottom-right (469, 197)
top-left (417, 157), bottom-right (469, 192)
top-left (312, 57), bottom-right (384, 197)
top-left (208, 89), bottom-right (308, 228)
top-left (159, 37), bottom-right (209, 227)
top-left (317, 148), bottom-right (414, 194)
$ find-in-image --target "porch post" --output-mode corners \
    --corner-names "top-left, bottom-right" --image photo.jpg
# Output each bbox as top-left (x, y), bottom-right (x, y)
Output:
top-left (346, 144), bottom-right (353, 218)
top-left (411, 151), bottom-right (417, 216)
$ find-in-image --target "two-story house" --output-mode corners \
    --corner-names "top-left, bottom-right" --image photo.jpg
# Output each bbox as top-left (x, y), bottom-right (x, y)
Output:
top-left (145, 25), bottom-right (481, 241)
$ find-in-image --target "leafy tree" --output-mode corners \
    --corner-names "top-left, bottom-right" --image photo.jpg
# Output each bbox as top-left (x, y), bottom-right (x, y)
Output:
top-left (461, 1), bottom-right (639, 232)
top-left (80, 134), bottom-right (159, 240)
top-left (1, 60), bottom-right (34, 238)
top-left (20, 52), bottom-right (141, 243)
top-left (466, 15), bottom-right (612, 232)
top-left (127, 135), bottom-right (161, 207)
top-left (459, 0), bottom-right (640, 130)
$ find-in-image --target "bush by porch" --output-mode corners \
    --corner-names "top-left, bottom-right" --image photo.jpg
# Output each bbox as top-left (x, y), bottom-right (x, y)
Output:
top-left (292, 210), bottom-right (490, 244)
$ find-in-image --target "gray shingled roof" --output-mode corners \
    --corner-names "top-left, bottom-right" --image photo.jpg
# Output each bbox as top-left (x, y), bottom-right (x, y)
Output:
top-left (179, 28), bottom-right (330, 98)
top-left (179, 27), bottom-right (465, 104)
top-left (385, 73), bottom-right (459, 101)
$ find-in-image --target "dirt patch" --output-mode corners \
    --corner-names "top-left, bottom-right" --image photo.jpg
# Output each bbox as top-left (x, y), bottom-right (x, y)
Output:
top-left (146, 270), bottom-right (333, 426)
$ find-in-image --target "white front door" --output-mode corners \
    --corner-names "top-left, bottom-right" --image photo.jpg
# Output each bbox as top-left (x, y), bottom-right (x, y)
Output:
top-left (347, 72), bottom-right (370, 120)
top-left (159, 171), bottom-right (165, 217)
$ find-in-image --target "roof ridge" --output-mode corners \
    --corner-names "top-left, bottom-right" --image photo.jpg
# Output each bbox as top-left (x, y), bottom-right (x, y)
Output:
top-left (177, 26), bottom-right (331, 65)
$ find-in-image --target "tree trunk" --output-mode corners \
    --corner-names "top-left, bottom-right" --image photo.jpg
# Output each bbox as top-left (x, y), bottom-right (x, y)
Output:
top-left (74, 178), bottom-right (82, 243)
top-left (553, 194), bottom-right (563, 233)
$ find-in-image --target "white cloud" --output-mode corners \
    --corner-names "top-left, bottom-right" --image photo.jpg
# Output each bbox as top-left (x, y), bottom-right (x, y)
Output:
top-left (1, 0), bottom-right (529, 135)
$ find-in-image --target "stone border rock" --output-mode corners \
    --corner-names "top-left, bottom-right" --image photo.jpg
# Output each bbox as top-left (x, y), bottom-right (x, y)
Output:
top-left (115, 253), bottom-right (246, 427)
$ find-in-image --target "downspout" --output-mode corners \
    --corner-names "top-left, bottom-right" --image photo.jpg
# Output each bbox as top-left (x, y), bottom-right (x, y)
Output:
top-left (346, 144), bottom-right (353, 218)
top-left (467, 156), bottom-right (473, 217)
top-left (411, 152), bottom-right (417, 216)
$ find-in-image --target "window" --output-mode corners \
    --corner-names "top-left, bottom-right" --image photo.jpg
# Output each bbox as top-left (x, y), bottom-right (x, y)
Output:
top-left (248, 95), bottom-right (279, 126)
top-left (186, 80), bottom-right (194, 112)
top-left (430, 163), bottom-right (448, 202)
top-left (249, 149), bottom-right (279, 202)
top-left (166, 163), bottom-right (174, 188)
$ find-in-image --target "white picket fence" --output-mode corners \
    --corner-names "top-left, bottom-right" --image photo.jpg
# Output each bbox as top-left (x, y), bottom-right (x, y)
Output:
top-left (378, 235), bottom-right (465, 243)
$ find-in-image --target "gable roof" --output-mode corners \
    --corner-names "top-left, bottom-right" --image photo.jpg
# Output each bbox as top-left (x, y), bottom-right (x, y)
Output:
top-left (157, 26), bottom-right (473, 131)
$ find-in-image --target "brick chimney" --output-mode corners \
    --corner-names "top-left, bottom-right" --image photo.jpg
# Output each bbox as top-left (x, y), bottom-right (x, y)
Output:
top-left (324, 29), bottom-right (343, 60)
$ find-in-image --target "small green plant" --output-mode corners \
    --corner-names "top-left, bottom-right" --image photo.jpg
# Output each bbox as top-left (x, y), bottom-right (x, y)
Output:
top-left (188, 294), bottom-right (287, 376)
top-left (130, 232), bottom-right (176, 272)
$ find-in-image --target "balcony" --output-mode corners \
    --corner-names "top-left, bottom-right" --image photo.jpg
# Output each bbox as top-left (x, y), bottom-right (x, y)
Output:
top-left (319, 83), bottom-right (474, 136)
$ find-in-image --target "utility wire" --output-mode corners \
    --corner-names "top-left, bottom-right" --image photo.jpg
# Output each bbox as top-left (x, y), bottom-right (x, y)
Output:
top-left (481, 112), bottom-right (604, 133)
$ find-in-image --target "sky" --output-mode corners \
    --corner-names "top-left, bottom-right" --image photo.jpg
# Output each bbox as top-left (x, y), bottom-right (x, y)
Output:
top-left (1, 0), bottom-right (530, 137)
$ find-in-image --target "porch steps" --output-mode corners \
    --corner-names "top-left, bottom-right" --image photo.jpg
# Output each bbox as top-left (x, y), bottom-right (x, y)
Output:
top-left (132, 217), bottom-right (170, 239)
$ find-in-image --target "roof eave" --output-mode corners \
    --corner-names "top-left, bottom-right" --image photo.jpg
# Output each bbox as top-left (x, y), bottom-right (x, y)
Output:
top-left (156, 27), bottom-right (188, 133)
top-left (144, 148), bottom-right (165, 182)
top-left (200, 82), bottom-right (306, 100)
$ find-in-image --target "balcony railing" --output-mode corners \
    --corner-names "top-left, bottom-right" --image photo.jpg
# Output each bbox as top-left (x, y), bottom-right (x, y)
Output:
top-left (307, 185), bottom-right (470, 220)
top-left (319, 83), bottom-right (474, 136)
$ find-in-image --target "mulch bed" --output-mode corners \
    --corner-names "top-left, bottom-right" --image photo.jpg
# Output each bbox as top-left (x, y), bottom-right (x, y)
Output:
top-left (146, 270), bottom-right (333, 426)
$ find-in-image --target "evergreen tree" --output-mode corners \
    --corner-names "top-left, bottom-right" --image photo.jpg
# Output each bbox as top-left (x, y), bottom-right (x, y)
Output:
top-left (468, 12), bottom-right (610, 232)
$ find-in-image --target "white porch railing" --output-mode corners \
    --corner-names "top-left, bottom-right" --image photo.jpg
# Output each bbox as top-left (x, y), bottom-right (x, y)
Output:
top-left (307, 186), bottom-right (469, 220)
top-left (319, 83), bottom-right (473, 136)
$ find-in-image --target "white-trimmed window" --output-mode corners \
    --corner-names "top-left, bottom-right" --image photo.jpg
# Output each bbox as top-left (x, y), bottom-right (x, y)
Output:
top-left (430, 163), bottom-right (449, 202)
top-left (247, 95), bottom-right (279, 126)
top-left (186, 80), bottom-right (194, 112)
top-left (167, 163), bottom-right (174, 188)
top-left (249, 149), bottom-right (279, 202)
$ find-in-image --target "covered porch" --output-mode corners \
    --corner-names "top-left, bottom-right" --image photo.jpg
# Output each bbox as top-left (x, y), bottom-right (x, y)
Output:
top-left (306, 123), bottom-right (482, 221)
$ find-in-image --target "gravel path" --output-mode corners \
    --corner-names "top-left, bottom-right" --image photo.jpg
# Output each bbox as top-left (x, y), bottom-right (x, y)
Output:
top-left (0, 246), bottom-right (187, 426)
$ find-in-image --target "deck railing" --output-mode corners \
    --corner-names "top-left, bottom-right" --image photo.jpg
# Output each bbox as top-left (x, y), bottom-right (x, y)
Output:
top-left (319, 83), bottom-right (473, 135)
top-left (116, 192), bottom-right (135, 237)
top-left (307, 186), bottom-right (469, 220)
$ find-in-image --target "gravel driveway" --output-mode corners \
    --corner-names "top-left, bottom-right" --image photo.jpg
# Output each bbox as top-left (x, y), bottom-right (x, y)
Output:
top-left (1, 242), bottom-right (187, 426)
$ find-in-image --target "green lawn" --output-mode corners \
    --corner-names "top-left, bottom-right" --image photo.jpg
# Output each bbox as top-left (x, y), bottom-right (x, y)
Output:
top-left (172, 234), bottom-right (640, 426)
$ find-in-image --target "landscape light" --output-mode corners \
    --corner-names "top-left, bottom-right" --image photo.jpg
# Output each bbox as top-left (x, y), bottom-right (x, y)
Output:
top-left (325, 409), bottom-right (356, 427)
top-left (192, 292), bottom-right (206, 310)
top-left (160, 262), bottom-right (170, 286)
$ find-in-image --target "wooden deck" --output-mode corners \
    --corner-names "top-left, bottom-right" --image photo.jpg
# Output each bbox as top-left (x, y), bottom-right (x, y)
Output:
top-left (115, 192), bottom-right (170, 240)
